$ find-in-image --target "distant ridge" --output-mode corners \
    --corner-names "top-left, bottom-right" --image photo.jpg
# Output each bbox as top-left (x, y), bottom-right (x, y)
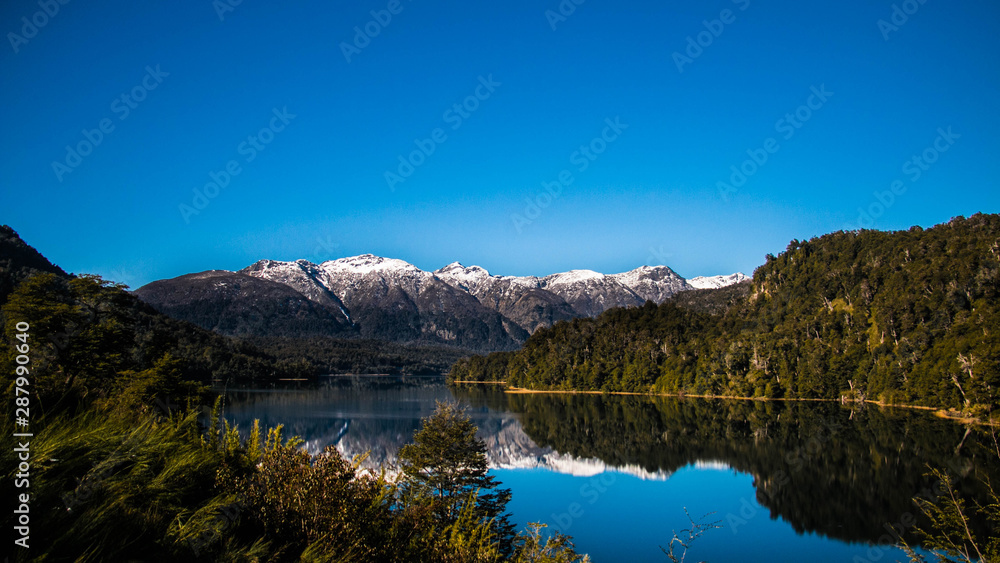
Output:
top-left (135, 255), bottom-right (746, 351)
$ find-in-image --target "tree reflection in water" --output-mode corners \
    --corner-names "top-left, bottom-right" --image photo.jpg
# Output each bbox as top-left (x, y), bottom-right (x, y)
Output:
top-left (454, 385), bottom-right (997, 548)
top-left (224, 378), bottom-right (997, 550)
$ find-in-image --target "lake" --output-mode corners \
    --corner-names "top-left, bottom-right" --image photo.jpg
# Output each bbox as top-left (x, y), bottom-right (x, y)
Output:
top-left (222, 375), bottom-right (997, 562)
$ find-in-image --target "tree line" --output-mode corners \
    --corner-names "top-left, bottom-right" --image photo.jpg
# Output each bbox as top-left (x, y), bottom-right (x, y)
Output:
top-left (450, 214), bottom-right (1000, 415)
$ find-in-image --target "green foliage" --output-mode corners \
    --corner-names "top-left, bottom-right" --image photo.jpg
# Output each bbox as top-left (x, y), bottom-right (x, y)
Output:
top-left (430, 496), bottom-right (503, 563)
top-left (0, 253), bottom-right (590, 562)
top-left (3, 409), bottom-right (224, 562)
top-left (252, 335), bottom-right (471, 376)
top-left (454, 214), bottom-right (1000, 413)
top-left (97, 354), bottom-right (209, 418)
top-left (222, 443), bottom-right (395, 561)
top-left (0, 272), bottom-right (314, 422)
top-left (400, 401), bottom-right (516, 556)
top-left (904, 464), bottom-right (1000, 563)
top-left (513, 523), bottom-right (591, 563)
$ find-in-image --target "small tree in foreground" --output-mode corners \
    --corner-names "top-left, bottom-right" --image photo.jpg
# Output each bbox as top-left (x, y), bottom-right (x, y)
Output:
top-left (399, 401), bottom-right (516, 555)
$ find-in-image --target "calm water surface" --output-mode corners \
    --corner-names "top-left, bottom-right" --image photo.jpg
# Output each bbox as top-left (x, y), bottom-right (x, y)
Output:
top-left (223, 376), bottom-right (997, 563)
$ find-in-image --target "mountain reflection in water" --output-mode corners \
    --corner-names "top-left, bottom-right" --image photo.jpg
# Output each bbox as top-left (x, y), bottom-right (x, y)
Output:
top-left (223, 375), bottom-right (997, 549)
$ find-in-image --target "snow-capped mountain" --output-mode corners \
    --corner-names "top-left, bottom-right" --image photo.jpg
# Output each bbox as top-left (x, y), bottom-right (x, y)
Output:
top-left (136, 254), bottom-right (748, 351)
top-left (241, 259), bottom-right (352, 322)
top-left (433, 262), bottom-right (693, 322)
top-left (241, 254), bottom-right (526, 350)
top-left (610, 265), bottom-right (693, 303)
top-left (538, 270), bottom-right (641, 317)
top-left (687, 272), bottom-right (750, 289)
top-left (433, 262), bottom-right (577, 334)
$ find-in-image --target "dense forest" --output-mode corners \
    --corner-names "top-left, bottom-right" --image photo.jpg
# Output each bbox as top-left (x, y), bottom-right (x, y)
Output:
top-left (250, 336), bottom-right (468, 377)
top-left (450, 214), bottom-right (1000, 414)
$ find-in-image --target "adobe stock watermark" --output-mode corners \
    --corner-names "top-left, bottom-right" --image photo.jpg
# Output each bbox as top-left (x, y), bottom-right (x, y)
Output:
top-left (7, 0), bottom-right (71, 54)
top-left (877, 0), bottom-right (929, 41)
top-left (340, 0), bottom-right (414, 63)
top-left (717, 84), bottom-right (833, 201)
top-left (672, 0), bottom-right (750, 73)
top-left (511, 116), bottom-right (628, 234)
top-left (646, 245), bottom-right (673, 267)
top-left (179, 107), bottom-right (296, 223)
top-left (50, 65), bottom-right (170, 183)
top-left (384, 74), bottom-right (501, 191)
top-left (213, 0), bottom-right (245, 22)
top-left (550, 473), bottom-right (617, 533)
top-left (852, 456), bottom-right (972, 563)
top-left (309, 235), bottom-right (340, 264)
top-left (726, 416), bottom-right (843, 534)
top-left (846, 127), bottom-right (958, 231)
top-left (544, 0), bottom-right (586, 31)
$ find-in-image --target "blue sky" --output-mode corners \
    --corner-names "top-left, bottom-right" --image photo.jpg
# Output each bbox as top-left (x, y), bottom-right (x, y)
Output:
top-left (2, 0), bottom-right (998, 288)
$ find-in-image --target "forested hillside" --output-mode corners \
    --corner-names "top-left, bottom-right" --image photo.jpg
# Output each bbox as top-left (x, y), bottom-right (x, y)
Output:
top-left (0, 225), bottom-right (68, 304)
top-left (0, 228), bottom-right (315, 407)
top-left (450, 214), bottom-right (1000, 413)
top-left (251, 336), bottom-right (468, 376)
top-left (0, 226), bottom-right (586, 562)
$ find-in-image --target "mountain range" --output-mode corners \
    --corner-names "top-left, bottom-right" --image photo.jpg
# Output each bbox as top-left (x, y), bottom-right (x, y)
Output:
top-left (134, 255), bottom-right (747, 351)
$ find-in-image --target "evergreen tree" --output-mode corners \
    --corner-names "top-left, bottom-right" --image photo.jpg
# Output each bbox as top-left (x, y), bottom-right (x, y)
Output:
top-left (399, 401), bottom-right (516, 556)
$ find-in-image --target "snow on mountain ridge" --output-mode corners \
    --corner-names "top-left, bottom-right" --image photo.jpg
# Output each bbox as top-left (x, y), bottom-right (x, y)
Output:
top-left (687, 272), bottom-right (749, 289)
top-left (240, 254), bottom-right (743, 290)
top-left (241, 254), bottom-right (746, 337)
top-left (240, 259), bottom-right (353, 323)
top-left (433, 262), bottom-right (494, 291)
top-left (321, 253), bottom-right (422, 276)
top-left (540, 269), bottom-right (606, 286)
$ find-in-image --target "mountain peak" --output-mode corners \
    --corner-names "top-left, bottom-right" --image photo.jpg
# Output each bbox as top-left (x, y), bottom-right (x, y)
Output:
top-left (435, 261), bottom-right (490, 276)
top-left (436, 261), bottom-right (467, 273)
top-left (322, 254), bottom-right (420, 275)
top-left (542, 269), bottom-right (605, 285)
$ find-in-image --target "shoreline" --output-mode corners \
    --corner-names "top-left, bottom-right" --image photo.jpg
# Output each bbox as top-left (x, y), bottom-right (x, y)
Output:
top-left (452, 381), bottom-right (993, 426)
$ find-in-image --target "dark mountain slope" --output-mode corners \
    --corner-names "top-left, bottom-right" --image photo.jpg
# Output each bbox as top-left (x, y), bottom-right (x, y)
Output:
top-left (0, 227), bottom-right (312, 411)
top-left (133, 270), bottom-right (354, 338)
top-left (0, 225), bottom-right (68, 304)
